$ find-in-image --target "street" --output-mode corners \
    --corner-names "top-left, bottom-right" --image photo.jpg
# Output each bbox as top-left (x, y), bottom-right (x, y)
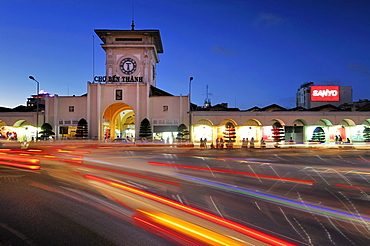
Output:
top-left (1, 142), bottom-right (370, 245)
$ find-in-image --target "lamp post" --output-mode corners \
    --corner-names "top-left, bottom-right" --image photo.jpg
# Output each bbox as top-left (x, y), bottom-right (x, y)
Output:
top-left (189, 77), bottom-right (193, 143)
top-left (29, 76), bottom-right (40, 141)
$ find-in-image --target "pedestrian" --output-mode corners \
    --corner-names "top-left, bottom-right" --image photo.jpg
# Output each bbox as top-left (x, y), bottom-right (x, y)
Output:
top-left (338, 135), bottom-right (342, 144)
top-left (260, 138), bottom-right (266, 148)
top-left (250, 137), bottom-right (254, 148)
top-left (289, 137), bottom-right (294, 148)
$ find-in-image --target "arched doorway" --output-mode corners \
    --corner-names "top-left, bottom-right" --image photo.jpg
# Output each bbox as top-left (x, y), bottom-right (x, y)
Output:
top-left (193, 119), bottom-right (213, 144)
top-left (103, 103), bottom-right (135, 140)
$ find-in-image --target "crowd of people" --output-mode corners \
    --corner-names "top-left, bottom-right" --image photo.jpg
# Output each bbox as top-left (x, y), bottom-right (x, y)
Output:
top-left (199, 137), bottom-right (268, 149)
top-left (241, 137), bottom-right (259, 148)
top-left (0, 131), bottom-right (18, 140)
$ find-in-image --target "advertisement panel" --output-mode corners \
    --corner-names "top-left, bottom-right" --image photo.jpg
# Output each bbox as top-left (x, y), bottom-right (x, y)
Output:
top-left (310, 86), bottom-right (340, 101)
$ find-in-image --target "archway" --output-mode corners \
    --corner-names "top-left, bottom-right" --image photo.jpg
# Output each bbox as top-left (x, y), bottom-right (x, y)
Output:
top-left (286, 119), bottom-right (307, 143)
top-left (193, 119), bottom-right (214, 144)
top-left (103, 103), bottom-right (135, 140)
top-left (0, 120), bottom-right (6, 127)
top-left (14, 120), bottom-right (32, 127)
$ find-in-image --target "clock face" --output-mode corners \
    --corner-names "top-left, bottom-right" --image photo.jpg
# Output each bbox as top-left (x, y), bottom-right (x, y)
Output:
top-left (120, 58), bottom-right (137, 75)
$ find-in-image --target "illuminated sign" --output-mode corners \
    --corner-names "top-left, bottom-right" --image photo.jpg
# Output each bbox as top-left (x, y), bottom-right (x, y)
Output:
top-left (311, 86), bottom-right (340, 101)
top-left (94, 76), bottom-right (143, 83)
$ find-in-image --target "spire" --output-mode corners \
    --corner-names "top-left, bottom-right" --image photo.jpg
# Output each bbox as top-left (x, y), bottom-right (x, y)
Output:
top-left (204, 85), bottom-right (211, 108)
top-left (131, 0), bottom-right (135, 30)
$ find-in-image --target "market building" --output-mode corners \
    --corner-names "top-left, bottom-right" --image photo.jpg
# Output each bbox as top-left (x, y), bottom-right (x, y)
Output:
top-left (1, 26), bottom-right (370, 147)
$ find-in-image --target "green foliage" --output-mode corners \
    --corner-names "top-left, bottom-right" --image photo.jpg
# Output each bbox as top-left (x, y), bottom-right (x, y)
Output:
top-left (272, 127), bottom-right (285, 142)
top-left (139, 118), bottom-right (152, 140)
top-left (176, 124), bottom-right (189, 141)
top-left (39, 123), bottom-right (55, 139)
top-left (223, 122), bottom-right (236, 144)
top-left (311, 127), bottom-right (325, 142)
top-left (75, 118), bottom-right (88, 138)
top-left (363, 128), bottom-right (370, 142)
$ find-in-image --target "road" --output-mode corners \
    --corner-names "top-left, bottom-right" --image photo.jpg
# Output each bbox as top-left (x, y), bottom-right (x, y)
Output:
top-left (1, 142), bottom-right (370, 245)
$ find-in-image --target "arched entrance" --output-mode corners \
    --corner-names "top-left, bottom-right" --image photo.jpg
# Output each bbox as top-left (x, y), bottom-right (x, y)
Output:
top-left (103, 103), bottom-right (135, 140)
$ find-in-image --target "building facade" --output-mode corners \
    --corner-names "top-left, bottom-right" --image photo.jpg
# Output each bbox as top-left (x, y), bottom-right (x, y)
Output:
top-left (296, 82), bottom-right (353, 109)
top-left (1, 26), bottom-right (370, 147)
top-left (44, 28), bottom-right (189, 142)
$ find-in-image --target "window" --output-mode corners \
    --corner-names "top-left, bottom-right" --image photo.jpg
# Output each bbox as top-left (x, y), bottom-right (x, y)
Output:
top-left (115, 89), bottom-right (123, 100)
top-left (115, 38), bottom-right (142, 41)
top-left (59, 126), bottom-right (68, 134)
top-left (69, 106), bottom-right (74, 112)
top-left (163, 106), bottom-right (168, 111)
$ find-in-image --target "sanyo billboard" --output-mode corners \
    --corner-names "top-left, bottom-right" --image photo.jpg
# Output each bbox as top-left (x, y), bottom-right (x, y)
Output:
top-left (311, 86), bottom-right (340, 101)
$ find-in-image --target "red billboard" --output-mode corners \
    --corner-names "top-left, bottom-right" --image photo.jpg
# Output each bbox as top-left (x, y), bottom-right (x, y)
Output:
top-left (310, 86), bottom-right (340, 101)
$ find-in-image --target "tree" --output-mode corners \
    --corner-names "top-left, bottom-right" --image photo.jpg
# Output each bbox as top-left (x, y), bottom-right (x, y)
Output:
top-left (176, 124), bottom-right (189, 141)
top-left (75, 118), bottom-right (88, 138)
top-left (39, 123), bottom-right (55, 140)
top-left (363, 127), bottom-right (370, 142)
top-left (139, 118), bottom-right (152, 141)
top-left (223, 122), bottom-right (236, 148)
top-left (271, 122), bottom-right (285, 147)
top-left (311, 127), bottom-right (325, 142)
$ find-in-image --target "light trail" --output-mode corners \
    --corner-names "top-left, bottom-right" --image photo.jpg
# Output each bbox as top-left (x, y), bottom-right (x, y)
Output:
top-left (84, 174), bottom-right (296, 246)
top-left (73, 162), bottom-right (179, 186)
top-left (175, 174), bottom-right (370, 227)
top-left (148, 161), bottom-right (316, 185)
top-left (0, 160), bottom-right (40, 170)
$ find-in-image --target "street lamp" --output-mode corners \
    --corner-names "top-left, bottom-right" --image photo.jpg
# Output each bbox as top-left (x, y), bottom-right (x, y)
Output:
top-left (189, 77), bottom-right (194, 142)
top-left (29, 76), bottom-right (40, 141)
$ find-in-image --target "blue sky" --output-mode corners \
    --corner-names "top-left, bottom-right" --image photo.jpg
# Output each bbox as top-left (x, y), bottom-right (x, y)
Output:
top-left (1, 0), bottom-right (369, 109)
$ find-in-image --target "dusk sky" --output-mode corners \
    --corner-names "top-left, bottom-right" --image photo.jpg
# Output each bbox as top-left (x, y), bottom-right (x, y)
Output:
top-left (1, 0), bottom-right (369, 109)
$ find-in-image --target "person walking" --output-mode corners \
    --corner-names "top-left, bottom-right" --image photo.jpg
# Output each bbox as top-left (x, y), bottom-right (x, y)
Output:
top-left (242, 138), bottom-right (246, 148)
top-left (220, 138), bottom-right (224, 149)
top-left (260, 138), bottom-right (266, 148)
top-left (250, 137), bottom-right (254, 148)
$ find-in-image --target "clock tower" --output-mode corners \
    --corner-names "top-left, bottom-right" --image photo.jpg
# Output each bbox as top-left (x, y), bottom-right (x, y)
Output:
top-left (44, 26), bottom-right (189, 142)
top-left (94, 29), bottom-right (163, 87)
top-left (87, 28), bottom-right (164, 141)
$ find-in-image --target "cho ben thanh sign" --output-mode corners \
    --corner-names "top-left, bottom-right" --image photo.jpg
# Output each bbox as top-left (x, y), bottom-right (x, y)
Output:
top-left (94, 76), bottom-right (143, 83)
top-left (311, 85), bottom-right (340, 101)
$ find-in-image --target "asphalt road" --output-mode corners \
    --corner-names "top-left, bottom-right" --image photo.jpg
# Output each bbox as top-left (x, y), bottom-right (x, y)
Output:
top-left (1, 143), bottom-right (370, 245)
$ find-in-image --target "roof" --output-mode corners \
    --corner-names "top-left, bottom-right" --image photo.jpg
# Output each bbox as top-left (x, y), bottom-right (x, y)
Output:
top-left (307, 104), bottom-right (342, 111)
top-left (242, 104), bottom-right (287, 112)
top-left (94, 29), bottom-right (163, 53)
top-left (259, 104), bottom-right (287, 112)
top-left (355, 102), bottom-right (370, 111)
top-left (194, 103), bottom-right (240, 111)
top-left (149, 85), bottom-right (173, 97)
top-left (0, 105), bottom-right (35, 112)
